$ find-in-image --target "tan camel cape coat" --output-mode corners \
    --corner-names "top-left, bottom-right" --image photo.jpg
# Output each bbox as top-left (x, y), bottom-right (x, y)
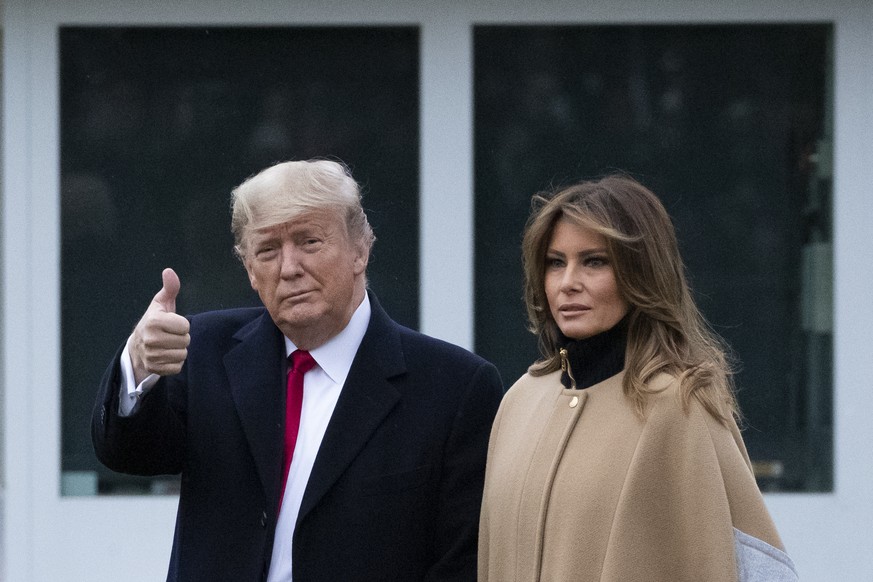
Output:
top-left (478, 370), bottom-right (797, 582)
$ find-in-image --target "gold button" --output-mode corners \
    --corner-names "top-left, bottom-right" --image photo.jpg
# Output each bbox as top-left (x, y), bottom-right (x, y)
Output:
top-left (569, 396), bottom-right (579, 408)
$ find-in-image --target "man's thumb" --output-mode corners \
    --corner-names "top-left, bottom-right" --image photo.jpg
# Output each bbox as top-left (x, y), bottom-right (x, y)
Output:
top-left (154, 267), bottom-right (181, 313)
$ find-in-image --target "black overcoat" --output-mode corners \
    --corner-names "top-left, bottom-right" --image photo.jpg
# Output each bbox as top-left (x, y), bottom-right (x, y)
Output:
top-left (92, 293), bottom-right (504, 581)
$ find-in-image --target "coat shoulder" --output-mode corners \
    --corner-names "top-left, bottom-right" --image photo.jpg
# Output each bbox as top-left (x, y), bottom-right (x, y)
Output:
top-left (505, 369), bottom-right (561, 399)
top-left (394, 322), bottom-right (499, 375)
top-left (188, 306), bottom-right (267, 331)
top-left (187, 306), bottom-right (270, 340)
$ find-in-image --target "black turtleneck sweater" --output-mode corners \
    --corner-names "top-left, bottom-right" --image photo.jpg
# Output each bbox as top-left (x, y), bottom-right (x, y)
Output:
top-left (559, 318), bottom-right (628, 390)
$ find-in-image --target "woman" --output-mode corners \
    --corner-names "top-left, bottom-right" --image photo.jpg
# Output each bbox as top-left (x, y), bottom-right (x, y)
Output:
top-left (478, 176), bottom-right (797, 581)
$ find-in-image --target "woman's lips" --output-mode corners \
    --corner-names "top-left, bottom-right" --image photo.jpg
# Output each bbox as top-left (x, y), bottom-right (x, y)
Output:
top-left (559, 304), bottom-right (590, 314)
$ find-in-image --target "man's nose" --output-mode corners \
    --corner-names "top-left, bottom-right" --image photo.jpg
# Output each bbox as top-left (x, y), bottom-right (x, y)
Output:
top-left (279, 244), bottom-right (304, 277)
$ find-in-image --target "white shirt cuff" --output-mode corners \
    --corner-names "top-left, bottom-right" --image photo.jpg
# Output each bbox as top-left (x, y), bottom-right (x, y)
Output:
top-left (118, 337), bottom-right (160, 417)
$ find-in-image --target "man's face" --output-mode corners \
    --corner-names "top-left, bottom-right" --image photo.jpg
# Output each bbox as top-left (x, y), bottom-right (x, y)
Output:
top-left (244, 210), bottom-right (367, 349)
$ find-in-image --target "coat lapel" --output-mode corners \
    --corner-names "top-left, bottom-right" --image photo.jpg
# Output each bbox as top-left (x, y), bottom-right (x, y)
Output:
top-left (297, 295), bottom-right (405, 523)
top-left (224, 311), bottom-right (286, 509)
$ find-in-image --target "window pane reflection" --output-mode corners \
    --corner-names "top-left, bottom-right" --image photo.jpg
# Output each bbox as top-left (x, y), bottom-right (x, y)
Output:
top-left (61, 26), bottom-right (420, 495)
top-left (474, 24), bottom-right (832, 492)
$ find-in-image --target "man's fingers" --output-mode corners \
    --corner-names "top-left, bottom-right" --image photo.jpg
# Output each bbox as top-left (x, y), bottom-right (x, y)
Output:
top-left (142, 349), bottom-right (189, 375)
top-left (131, 269), bottom-right (190, 381)
top-left (154, 312), bottom-right (191, 337)
top-left (133, 332), bottom-right (189, 379)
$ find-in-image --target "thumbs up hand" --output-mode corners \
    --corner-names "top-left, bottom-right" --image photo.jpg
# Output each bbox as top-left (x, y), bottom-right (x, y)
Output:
top-left (129, 268), bottom-right (191, 385)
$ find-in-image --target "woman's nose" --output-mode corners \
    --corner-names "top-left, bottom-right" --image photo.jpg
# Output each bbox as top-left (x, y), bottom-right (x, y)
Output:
top-left (559, 265), bottom-right (581, 293)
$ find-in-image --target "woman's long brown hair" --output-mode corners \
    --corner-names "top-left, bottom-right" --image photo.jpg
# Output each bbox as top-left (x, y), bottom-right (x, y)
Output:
top-left (522, 175), bottom-right (738, 422)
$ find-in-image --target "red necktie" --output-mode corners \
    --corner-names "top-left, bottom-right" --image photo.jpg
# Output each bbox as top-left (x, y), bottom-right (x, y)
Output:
top-left (280, 350), bottom-right (316, 508)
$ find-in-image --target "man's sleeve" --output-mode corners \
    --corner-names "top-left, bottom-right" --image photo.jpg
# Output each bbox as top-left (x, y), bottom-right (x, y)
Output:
top-left (91, 342), bottom-right (186, 477)
top-left (427, 361), bottom-right (504, 581)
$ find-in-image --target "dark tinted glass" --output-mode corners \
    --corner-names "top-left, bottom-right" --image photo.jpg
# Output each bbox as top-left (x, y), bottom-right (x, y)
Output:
top-left (474, 24), bottom-right (832, 492)
top-left (61, 26), bottom-right (420, 494)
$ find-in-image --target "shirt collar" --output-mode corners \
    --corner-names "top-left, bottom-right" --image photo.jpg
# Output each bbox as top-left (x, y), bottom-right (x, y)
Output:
top-left (284, 293), bottom-right (372, 387)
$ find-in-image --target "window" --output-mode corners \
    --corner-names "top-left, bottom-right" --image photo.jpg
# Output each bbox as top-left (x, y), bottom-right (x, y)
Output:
top-left (61, 26), bottom-right (420, 494)
top-left (474, 24), bottom-right (832, 492)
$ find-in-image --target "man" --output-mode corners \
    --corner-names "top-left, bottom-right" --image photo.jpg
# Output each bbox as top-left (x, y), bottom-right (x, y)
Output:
top-left (92, 159), bottom-right (504, 581)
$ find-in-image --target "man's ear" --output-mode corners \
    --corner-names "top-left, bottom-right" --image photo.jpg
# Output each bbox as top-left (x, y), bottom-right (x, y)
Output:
top-left (234, 244), bottom-right (258, 290)
top-left (243, 258), bottom-right (259, 291)
top-left (353, 243), bottom-right (369, 276)
top-left (353, 254), bottom-right (368, 276)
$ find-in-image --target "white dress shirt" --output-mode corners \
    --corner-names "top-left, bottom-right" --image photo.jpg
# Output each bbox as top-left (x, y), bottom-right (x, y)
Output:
top-left (118, 295), bottom-right (372, 582)
top-left (267, 295), bottom-right (370, 581)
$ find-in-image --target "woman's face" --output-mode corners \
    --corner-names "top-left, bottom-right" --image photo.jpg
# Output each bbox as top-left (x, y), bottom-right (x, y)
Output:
top-left (544, 218), bottom-right (629, 340)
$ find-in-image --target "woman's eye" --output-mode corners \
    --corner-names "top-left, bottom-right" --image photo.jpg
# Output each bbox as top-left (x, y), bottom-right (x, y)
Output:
top-left (546, 257), bottom-right (564, 268)
top-left (585, 256), bottom-right (607, 267)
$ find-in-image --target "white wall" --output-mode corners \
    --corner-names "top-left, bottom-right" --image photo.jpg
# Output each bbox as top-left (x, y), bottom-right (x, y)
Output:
top-left (3, 1), bottom-right (872, 580)
top-left (0, 0), bottom-right (5, 577)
